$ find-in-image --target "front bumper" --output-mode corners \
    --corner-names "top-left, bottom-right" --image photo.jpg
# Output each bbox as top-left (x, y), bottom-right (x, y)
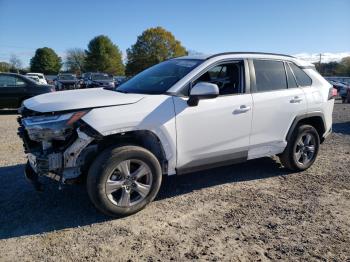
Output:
top-left (18, 113), bottom-right (95, 185)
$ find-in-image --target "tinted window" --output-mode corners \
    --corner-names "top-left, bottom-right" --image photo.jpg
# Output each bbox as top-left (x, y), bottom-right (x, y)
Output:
top-left (0, 75), bottom-right (16, 87)
top-left (15, 76), bottom-right (26, 86)
top-left (289, 63), bottom-right (312, 86)
top-left (117, 59), bottom-right (202, 94)
top-left (193, 62), bottom-right (242, 95)
top-left (253, 60), bottom-right (287, 92)
top-left (285, 63), bottom-right (298, 88)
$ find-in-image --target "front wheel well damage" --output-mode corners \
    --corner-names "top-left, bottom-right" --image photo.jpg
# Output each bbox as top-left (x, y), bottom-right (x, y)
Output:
top-left (90, 130), bottom-right (168, 174)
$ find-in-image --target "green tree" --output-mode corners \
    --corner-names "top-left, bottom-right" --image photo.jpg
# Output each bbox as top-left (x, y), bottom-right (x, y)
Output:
top-left (65, 48), bottom-right (86, 75)
top-left (0, 61), bottom-right (11, 72)
top-left (126, 27), bottom-right (187, 75)
top-left (85, 35), bottom-right (124, 75)
top-left (336, 57), bottom-right (350, 76)
top-left (30, 47), bottom-right (62, 74)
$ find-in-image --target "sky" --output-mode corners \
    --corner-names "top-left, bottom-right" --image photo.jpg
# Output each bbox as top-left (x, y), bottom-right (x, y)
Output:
top-left (0, 0), bottom-right (349, 67)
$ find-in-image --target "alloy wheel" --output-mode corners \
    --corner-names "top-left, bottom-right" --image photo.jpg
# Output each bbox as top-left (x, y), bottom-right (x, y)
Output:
top-left (295, 133), bottom-right (316, 166)
top-left (105, 159), bottom-right (152, 207)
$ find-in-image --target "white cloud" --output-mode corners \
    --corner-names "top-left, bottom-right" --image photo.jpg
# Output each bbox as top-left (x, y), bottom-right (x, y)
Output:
top-left (294, 52), bottom-right (350, 63)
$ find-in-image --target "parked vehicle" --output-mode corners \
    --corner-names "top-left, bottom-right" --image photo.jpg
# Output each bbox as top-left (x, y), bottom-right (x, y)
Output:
top-left (45, 75), bottom-right (56, 85)
top-left (81, 72), bottom-right (92, 88)
top-left (25, 75), bottom-right (41, 83)
top-left (0, 73), bottom-right (54, 109)
top-left (339, 85), bottom-right (350, 103)
top-left (26, 73), bottom-right (48, 85)
top-left (86, 73), bottom-right (115, 88)
top-left (329, 80), bottom-right (350, 103)
top-left (114, 76), bottom-right (127, 87)
top-left (55, 74), bottom-right (80, 90)
top-left (328, 80), bottom-right (346, 92)
top-left (18, 52), bottom-right (334, 217)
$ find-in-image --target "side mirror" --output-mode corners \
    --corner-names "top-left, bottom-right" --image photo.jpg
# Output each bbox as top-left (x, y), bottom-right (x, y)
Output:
top-left (187, 82), bottom-right (219, 106)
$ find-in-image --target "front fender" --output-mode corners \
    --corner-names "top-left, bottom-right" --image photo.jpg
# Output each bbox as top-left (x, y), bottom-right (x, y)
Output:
top-left (82, 95), bottom-right (177, 174)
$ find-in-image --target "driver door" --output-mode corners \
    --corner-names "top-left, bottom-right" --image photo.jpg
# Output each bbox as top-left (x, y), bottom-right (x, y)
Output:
top-left (173, 61), bottom-right (253, 173)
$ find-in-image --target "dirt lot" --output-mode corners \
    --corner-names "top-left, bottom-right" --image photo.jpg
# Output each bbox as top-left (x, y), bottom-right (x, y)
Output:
top-left (0, 102), bottom-right (349, 261)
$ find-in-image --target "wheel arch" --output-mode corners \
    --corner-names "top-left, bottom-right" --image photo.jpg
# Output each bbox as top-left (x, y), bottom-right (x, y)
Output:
top-left (96, 130), bottom-right (169, 174)
top-left (286, 113), bottom-right (326, 143)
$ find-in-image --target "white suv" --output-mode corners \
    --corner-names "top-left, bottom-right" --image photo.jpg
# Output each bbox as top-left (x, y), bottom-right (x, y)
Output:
top-left (18, 52), bottom-right (334, 217)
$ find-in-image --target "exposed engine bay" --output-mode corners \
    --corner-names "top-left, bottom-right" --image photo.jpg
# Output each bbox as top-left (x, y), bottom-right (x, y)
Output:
top-left (17, 107), bottom-right (100, 188)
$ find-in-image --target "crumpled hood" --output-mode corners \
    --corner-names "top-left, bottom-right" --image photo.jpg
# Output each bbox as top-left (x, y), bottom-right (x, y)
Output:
top-left (23, 88), bottom-right (144, 113)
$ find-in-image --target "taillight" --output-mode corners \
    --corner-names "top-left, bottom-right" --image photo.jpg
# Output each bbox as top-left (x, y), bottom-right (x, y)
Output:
top-left (328, 87), bottom-right (337, 100)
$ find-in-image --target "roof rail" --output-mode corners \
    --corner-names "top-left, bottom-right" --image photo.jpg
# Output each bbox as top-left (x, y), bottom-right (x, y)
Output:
top-left (205, 52), bottom-right (295, 60)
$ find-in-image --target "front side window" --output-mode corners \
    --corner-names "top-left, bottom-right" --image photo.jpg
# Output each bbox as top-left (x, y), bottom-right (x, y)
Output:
top-left (289, 63), bottom-right (312, 86)
top-left (192, 62), bottom-right (243, 96)
top-left (253, 60), bottom-right (287, 92)
top-left (117, 59), bottom-right (202, 94)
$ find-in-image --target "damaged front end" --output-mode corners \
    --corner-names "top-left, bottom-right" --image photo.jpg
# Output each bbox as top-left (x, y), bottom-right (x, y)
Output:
top-left (18, 108), bottom-right (99, 190)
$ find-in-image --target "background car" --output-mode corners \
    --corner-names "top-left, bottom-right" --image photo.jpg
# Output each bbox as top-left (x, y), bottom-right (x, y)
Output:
top-left (0, 73), bottom-right (55, 109)
top-left (114, 76), bottom-right (127, 87)
top-left (86, 73), bottom-right (115, 88)
top-left (26, 73), bottom-right (48, 85)
top-left (55, 73), bottom-right (80, 90)
top-left (25, 75), bottom-right (40, 83)
top-left (81, 72), bottom-right (92, 88)
top-left (329, 80), bottom-right (350, 102)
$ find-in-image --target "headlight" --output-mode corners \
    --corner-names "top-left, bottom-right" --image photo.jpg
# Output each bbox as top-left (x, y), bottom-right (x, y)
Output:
top-left (22, 111), bottom-right (88, 141)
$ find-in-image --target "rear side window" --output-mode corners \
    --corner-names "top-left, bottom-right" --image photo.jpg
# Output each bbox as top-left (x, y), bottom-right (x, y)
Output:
top-left (253, 60), bottom-right (287, 92)
top-left (289, 63), bottom-right (312, 86)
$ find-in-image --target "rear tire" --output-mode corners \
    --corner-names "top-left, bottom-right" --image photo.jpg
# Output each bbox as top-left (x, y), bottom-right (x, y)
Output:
top-left (279, 124), bottom-right (320, 171)
top-left (87, 145), bottom-right (162, 217)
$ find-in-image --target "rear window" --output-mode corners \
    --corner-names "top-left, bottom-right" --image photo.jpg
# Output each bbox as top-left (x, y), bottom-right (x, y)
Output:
top-left (289, 63), bottom-right (312, 86)
top-left (253, 60), bottom-right (287, 92)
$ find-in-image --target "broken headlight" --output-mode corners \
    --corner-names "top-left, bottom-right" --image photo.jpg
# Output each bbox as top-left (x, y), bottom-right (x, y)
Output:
top-left (22, 111), bottom-right (88, 142)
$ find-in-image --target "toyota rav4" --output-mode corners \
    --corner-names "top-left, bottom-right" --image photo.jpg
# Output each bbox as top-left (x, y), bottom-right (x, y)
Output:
top-left (18, 52), bottom-right (334, 217)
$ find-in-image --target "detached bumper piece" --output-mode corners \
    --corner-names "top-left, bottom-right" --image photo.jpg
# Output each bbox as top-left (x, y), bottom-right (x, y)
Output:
top-left (24, 162), bottom-right (43, 191)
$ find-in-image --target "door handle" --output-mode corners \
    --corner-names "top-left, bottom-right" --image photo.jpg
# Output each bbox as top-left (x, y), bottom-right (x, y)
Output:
top-left (234, 105), bottom-right (251, 114)
top-left (290, 96), bottom-right (303, 103)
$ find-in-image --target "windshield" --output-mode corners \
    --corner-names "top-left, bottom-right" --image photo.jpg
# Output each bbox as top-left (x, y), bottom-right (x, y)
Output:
top-left (92, 74), bottom-right (113, 81)
top-left (58, 75), bottom-right (76, 80)
top-left (117, 59), bottom-right (203, 94)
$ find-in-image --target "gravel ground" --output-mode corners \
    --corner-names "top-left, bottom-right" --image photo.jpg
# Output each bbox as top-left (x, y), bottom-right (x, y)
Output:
top-left (0, 102), bottom-right (349, 261)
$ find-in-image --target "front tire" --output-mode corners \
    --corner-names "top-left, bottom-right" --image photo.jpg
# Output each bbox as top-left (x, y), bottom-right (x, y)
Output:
top-left (279, 124), bottom-right (320, 171)
top-left (87, 145), bottom-right (162, 217)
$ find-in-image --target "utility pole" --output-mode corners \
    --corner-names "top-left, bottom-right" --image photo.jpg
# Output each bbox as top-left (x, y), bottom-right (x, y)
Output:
top-left (319, 53), bottom-right (323, 75)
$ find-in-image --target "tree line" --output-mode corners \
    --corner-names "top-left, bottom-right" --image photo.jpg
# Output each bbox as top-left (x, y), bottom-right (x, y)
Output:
top-left (314, 57), bottom-right (350, 77)
top-left (1, 26), bottom-right (350, 77)
top-left (0, 27), bottom-right (187, 76)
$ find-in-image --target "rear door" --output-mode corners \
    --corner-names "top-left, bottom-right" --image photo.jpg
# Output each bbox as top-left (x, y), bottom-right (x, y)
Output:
top-left (248, 59), bottom-right (307, 159)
